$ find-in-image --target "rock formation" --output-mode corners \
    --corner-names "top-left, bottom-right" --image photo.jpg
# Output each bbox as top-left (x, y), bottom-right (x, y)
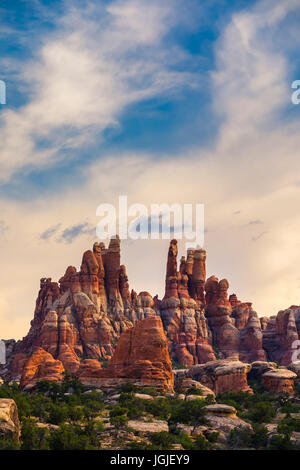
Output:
top-left (186, 360), bottom-right (253, 395)
top-left (3, 237), bottom-right (300, 397)
top-left (261, 369), bottom-right (297, 395)
top-left (20, 348), bottom-right (64, 390)
top-left (160, 240), bottom-right (215, 366)
top-left (77, 316), bottom-right (174, 393)
top-left (0, 399), bottom-right (20, 441)
top-left (262, 307), bottom-right (300, 365)
top-left (205, 277), bottom-right (240, 359)
top-left (7, 237), bottom-right (159, 383)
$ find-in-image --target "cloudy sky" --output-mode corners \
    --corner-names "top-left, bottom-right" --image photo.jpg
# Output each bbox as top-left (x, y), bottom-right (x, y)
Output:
top-left (1, 0), bottom-right (300, 339)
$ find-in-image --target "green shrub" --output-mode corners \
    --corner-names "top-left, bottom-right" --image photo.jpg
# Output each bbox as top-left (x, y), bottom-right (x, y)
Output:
top-left (21, 419), bottom-right (50, 450)
top-left (251, 423), bottom-right (269, 449)
top-left (148, 431), bottom-right (177, 450)
top-left (246, 402), bottom-right (276, 424)
top-left (227, 427), bottom-right (252, 449)
top-left (0, 438), bottom-right (21, 450)
top-left (48, 424), bottom-right (100, 450)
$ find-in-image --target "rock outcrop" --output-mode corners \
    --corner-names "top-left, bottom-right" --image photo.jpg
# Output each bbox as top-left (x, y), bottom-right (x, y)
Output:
top-left (261, 368), bottom-right (297, 395)
top-left (160, 240), bottom-right (215, 367)
top-left (4, 237), bottom-right (300, 394)
top-left (20, 348), bottom-right (64, 391)
top-left (205, 277), bottom-right (240, 359)
top-left (186, 360), bottom-right (253, 395)
top-left (7, 237), bottom-right (160, 383)
top-left (78, 316), bottom-right (174, 393)
top-left (262, 307), bottom-right (300, 365)
top-left (0, 399), bottom-right (20, 441)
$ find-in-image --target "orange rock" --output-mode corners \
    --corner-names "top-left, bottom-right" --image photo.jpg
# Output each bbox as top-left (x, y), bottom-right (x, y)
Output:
top-left (262, 369), bottom-right (297, 395)
top-left (77, 316), bottom-right (174, 393)
top-left (107, 316), bottom-right (174, 392)
top-left (20, 348), bottom-right (64, 390)
top-left (161, 241), bottom-right (215, 366)
top-left (188, 360), bottom-right (253, 395)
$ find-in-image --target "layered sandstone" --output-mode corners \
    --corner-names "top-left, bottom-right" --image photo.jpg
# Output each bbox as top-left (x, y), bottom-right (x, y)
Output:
top-left (187, 360), bottom-right (253, 395)
top-left (160, 240), bottom-right (215, 366)
top-left (261, 369), bottom-right (297, 395)
top-left (78, 316), bottom-right (174, 393)
top-left (4, 237), bottom-right (300, 394)
top-left (8, 238), bottom-right (158, 383)
top-left (20, 348), bottom-right (64, 391)
top-left (205, 277), bottom-right (240, 359)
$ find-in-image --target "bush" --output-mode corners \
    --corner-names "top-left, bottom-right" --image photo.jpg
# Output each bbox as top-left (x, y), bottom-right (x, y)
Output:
top-left (227, 427), bottom-right (252, 449)
top-left (21, 419), bottom-right (50, 450)
top-left (148, 431), bottom-right (177, 450)
top-left (119, 382), bottom-right (138, 394)
top-left (48, 424), bottom-right (100, 450)
top-left (251, 423), bottom-right (269, 449)
top-left (193, 434), bottom-right (212, 450)
top-left (48, 404), bottom-right (68, 425)
top-left (268, 434), bottom-right (297, 451)
top-left (246, 402), bottom-right (276, 424)
top-left (169, 400), bottom-right (208, 430)
top-left (0, 438), bottom-right (21, 450)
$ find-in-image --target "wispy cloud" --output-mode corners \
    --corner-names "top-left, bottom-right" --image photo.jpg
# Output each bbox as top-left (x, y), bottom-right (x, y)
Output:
top-left (252, 231), bottom-right (268, 241)
top-left (0, 220), bottom-right (8, 236)
top-left (39, 223), bottom-right (61, 240)
top-left (1, 0), bottom-right (300, 340)
top-left (249, 220), bottom-right (263, 225)
top-left (58, 222), bottom-right (94, 244)
top-left (0, 0), bottom-right (196, 183)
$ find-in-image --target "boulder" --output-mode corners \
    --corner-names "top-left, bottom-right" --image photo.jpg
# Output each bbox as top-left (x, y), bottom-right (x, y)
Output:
top-left (0, 399), bottom-right (20, 440)
top-left (248, 361), bottom-right (277, 380)
top-left (204, 404), bottom-right (237, 416)
top-left (262, 368), bottom-right (297, 395)
top-left (180, 378), bottom-right (215, 398)
top-left (128, 419), bottom-right (169, 433)
top-left (187, 360), bottom-right (252, 395)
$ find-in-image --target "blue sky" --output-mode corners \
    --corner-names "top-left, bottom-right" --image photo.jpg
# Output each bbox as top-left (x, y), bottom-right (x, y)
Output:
top-left (0, 0), bottom-right (265, 197)
top-left (1, 0), bottom-right (300, 338)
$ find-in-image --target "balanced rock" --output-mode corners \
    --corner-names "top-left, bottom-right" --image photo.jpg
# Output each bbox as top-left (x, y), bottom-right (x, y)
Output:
top-left (262, 368), bottom-right (297, 395)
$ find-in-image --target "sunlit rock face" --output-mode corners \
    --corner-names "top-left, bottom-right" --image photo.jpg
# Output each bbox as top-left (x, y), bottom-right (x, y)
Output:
top-left (3, 237), bottom-right (300, 389)
top-left (160, 240), bottom-right (216, 367)
top-left (186, 360), bottom-right (253, 395)
top-left (7, 237), bottom-right (160, 382)
top-left (77, 316), bottom-right (174, 393)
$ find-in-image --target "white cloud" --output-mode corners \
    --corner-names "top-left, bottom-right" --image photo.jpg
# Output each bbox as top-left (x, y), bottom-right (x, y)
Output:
top-left (1, 0), bottom-right (300, 339)
top-left (0, 0), bottom-right (195, 182)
